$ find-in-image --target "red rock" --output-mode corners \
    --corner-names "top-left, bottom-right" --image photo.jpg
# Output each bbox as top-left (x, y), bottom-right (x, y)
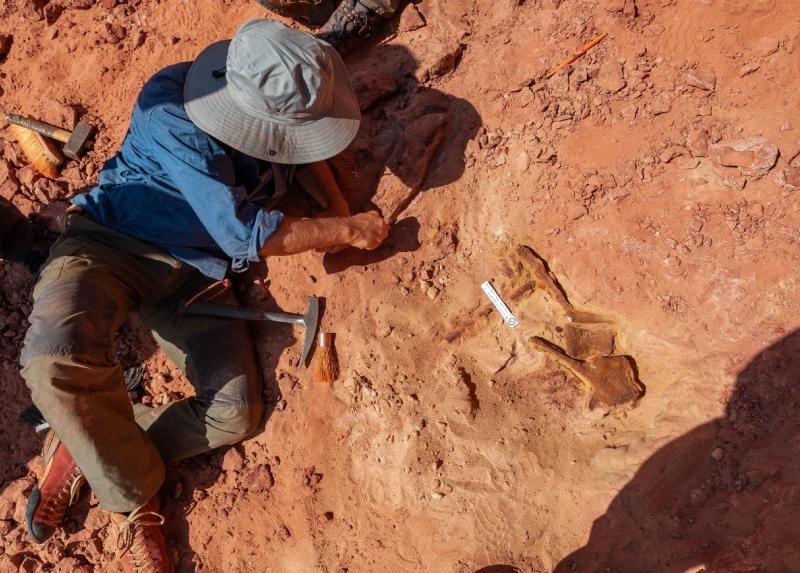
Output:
top-left (738, 62), bottom-right (760, 77)
top-left (709, 137), bottom-right (779, 178)
top-left (687, 68), bottom-right (716, 91)
top-left (12, 193), bottom-right (35, 216)
top-left (130, 29), bottom-right (146, 49)
top-left (687, 128), bottom-right (709, 157)
top-left (774, 166), bottom-right (800, 192)
top-left (596, 60), bottom-right (626, 93)
top-left (603, 0), bottom-right (625, 13)
top-left (0, 180), bottom-right (19, 201)
top-left (16, 165), bottom-right (40, 189)
top-left (649, 94), bottom-right (672, 116)
top-left (398, 4), bottom-right (426, 32)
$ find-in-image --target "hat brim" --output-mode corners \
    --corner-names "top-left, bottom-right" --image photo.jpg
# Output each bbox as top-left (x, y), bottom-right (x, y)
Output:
top-left (183, 40), bottom-right (360, 164)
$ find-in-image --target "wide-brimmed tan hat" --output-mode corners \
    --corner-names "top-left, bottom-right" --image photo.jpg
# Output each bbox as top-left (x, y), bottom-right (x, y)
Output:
top-left (184, 19), bottom-right (360, 164)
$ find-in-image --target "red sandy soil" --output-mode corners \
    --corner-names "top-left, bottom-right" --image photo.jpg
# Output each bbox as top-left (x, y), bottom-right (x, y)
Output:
top-left (2, 0), bottom-right (800, 571)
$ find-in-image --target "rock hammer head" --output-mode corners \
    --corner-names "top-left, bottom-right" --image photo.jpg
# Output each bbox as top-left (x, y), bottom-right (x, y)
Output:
top-left (63, 123), bottom-right (95, 160)
top-left (298, 296), bottom-right (320, 367)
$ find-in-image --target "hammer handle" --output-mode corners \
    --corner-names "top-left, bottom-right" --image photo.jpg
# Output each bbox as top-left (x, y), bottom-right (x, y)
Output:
top-left (5, 114), bottom-right (72, 143)
top-left (180, 301), bottom-right (305, 325)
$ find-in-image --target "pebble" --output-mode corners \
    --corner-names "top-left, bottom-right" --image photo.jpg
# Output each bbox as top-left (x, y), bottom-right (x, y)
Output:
top-left (738, 62), bottom-right (760, 77)
top-left (275, 399), bottom-right (287, 411)
top-left (426, 286), bottom-right (440, 300)
top-left (431, 491), bottom-right (444, 500)
top-left (513, 151), bottom-right (531, 175)
top-left (711, 447), bottom-right (725, 461)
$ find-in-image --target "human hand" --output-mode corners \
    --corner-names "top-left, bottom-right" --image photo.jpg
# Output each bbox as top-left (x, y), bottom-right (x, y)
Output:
top-left (346, 211), bottom-right (389, 250)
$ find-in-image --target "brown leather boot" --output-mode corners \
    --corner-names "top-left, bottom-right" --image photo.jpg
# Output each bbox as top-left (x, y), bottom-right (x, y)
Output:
top-left (317, 0), bottom-right (380, 54)
top-left (111, 496), bottom-right (169, 573)
top-left (25, 431), bottom-right (85, 543)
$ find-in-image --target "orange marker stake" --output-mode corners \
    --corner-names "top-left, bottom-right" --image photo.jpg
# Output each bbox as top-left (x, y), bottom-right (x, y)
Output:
top-left (546, 32), bottom-right (609, 78)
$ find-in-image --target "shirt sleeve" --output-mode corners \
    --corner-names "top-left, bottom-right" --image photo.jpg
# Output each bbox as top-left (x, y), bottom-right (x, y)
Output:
top-left (145, 103), bottom-right (284, 273)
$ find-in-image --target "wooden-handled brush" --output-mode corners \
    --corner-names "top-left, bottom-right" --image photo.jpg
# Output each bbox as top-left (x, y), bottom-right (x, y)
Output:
top-left (9, 124), bottom-right (63, 178)
top-left (312, 332), bottom-right (339, 383)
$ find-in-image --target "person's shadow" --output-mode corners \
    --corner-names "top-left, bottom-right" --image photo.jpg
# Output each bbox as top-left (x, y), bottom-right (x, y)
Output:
top-left (555, 329), bottom-right (800, 573)
top-left (322, 42), bottom-right (481, 273)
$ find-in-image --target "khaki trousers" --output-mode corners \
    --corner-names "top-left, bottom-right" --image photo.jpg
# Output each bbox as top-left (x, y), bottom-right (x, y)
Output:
top-left (21, 214), bottom-right (265, 513)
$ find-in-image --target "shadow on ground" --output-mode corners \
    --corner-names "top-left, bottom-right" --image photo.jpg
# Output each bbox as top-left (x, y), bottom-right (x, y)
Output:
top-left (555, 330), bottom-right (800, 572)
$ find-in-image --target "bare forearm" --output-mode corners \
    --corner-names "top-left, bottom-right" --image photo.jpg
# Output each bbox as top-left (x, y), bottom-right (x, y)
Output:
top-left (258, 216), bottom-right (353, 257)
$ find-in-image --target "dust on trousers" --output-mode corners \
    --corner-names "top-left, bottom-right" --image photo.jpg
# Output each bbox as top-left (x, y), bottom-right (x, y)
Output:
top-left (20, 213), bottom-right (267, 513)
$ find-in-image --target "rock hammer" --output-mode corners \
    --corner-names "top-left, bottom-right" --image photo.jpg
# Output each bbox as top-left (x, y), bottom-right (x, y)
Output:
top-left (179, 296), bottom-right (320, 368)
top-left (5, 113), bottom-right (95, 160)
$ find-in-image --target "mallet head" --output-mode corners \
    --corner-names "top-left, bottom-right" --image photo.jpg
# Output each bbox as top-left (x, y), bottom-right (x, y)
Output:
top-left (63, 122), bottom-right (94, 160)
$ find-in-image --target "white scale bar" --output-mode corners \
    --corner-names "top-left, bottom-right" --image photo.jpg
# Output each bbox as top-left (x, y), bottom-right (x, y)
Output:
top-left (481, 281), bottom-right (518, 328)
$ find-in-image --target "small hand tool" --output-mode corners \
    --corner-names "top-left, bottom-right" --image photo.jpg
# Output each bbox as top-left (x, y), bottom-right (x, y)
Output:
top-left (179, 296), bottom-right (320, 367)
top-left (312, 332), bottom-right (339, 382)
top-left (6, 113), bottom-right (95, 160)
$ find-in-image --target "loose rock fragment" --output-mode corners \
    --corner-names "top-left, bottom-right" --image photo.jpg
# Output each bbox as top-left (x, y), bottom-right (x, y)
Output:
top-left (597, 60), bottom-right (626, 93)
top-left (738, 62), bottom-right (760, 77)
top-left (398, 4), bottom-right (425, 32)
top-left (649, 95), bottom-right (672, 116)
top-left (709, 137), bottom-right (779, 178)
top-left (686, 128), bottom-right (709, 157)
top-left (513, 151), bottom-right (531, 175)
top-left (686, 68), bottom-right (716, 91)
top-left (774, 166), bottom-right (800, 192)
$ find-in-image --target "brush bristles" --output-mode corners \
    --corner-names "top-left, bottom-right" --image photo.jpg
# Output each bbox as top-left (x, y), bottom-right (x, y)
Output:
top-left (313, 333), bottom-right (339, 383)
top-left (10, 124), bottom-right (63, 179)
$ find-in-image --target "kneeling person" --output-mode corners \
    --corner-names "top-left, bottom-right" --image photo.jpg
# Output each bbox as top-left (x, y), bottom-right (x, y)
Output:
top-left (21, 19), bottom-right (387, 572)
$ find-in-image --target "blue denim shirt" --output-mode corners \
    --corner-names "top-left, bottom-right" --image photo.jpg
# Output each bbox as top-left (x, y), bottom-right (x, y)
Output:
top-left (72, 63), bottom-right (293, 279)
